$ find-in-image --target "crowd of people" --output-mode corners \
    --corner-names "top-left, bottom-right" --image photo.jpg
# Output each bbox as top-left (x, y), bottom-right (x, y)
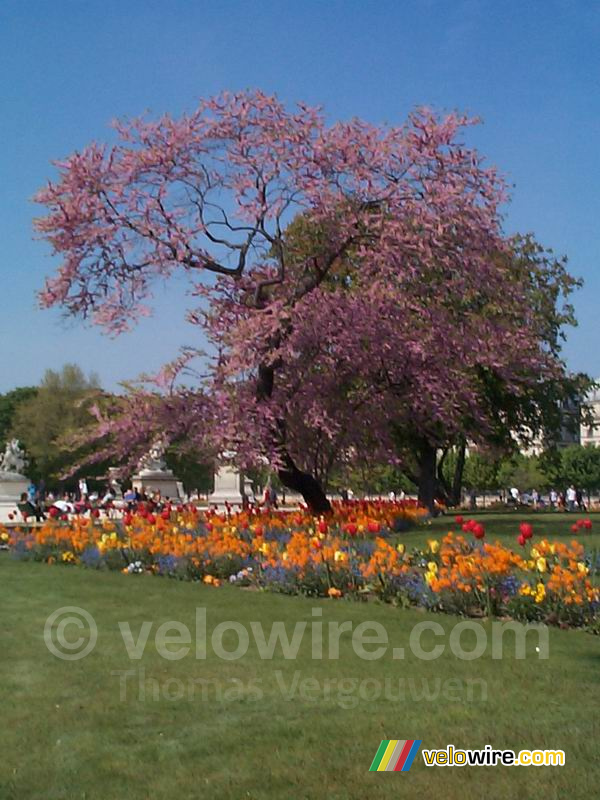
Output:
top-left (17, 480), bottom-right (120, 522)
top-left (506, 485), bottom-right (588, 511)
top-left (13, 474), bottom-right (282, 523)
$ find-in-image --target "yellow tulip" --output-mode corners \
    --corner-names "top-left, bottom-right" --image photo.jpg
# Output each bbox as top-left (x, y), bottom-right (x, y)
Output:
top-left (534, 583), bottom-right (546, 603)
top-left (396, 543), bottom-right (405, 554)
top-left (427, 539), bottom-right (440, 554)
top-left (536, 557), bottom-right (547, 573)
top-left (427, 561), bottom-right (438, 575)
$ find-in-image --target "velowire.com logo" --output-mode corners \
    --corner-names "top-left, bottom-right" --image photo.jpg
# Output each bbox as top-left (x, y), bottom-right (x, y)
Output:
top-left (369, 739), bottom-right (422, 772)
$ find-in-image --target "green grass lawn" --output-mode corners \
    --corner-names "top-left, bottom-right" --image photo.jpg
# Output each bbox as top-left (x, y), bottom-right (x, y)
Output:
top-left (400, 510), bottom-right (600, 552)
top-left (1, 557), bottom-right (599, 799)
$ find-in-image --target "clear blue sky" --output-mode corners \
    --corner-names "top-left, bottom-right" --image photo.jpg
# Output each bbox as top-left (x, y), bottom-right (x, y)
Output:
top-left (1, 0), bottom-right (599, 392)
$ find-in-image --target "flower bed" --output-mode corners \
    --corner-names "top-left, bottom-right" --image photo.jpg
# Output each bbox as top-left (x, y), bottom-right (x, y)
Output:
top-left (2, 502), bottom-right (598, 629)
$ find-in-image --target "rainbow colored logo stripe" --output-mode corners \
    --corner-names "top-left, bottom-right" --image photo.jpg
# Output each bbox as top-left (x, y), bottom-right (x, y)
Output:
top-left (369, 739), bottom-right (422, 772)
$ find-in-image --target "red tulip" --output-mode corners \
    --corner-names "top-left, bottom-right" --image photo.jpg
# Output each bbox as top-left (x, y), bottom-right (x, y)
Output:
top-left (473, 523), bottom-right (485, 539)
top-left (455, 515), bottom-right (464, 524)
top-left (571, 523), bottom-right (579, 533)
top-left (123, 513), bottom-right (132, 526)
top-left (367, 521), bottom-right (380, 534)
top-left (318, 520), bottom-right (328, 534)
top-left (583, 519), bottom-right (592, 530)
top-left (147, 513), bottom-right (156, 525)
top-left (519, 522), bottom-right (533, 540)
top-left (91, 508), bottom-right (100, 518)
top-left (345, 523), bottom-right (358, 536)
top-left (517, 533), bottom-right (526, 546)
top-left (254, 525), bottom-right (264, 537)
top-left (161, 509), bottom-right (171, 520)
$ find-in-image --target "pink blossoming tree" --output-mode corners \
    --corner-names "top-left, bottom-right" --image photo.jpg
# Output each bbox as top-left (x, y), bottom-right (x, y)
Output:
top-left (35, 91), bottom-right (577, 512)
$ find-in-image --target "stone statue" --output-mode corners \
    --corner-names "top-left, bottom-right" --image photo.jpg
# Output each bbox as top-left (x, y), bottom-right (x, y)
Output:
top-left (0, 439), bottom-right (28, 475)
top-left (137, 439), bottom-right (168, 473)
top-left (132, 438), bottom-right (181, 499)
top-left (107, 467), bottom-right (123, 499)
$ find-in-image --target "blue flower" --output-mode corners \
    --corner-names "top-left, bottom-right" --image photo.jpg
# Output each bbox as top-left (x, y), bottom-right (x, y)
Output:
top-left (156, 554), bottom-right (179, 575)
top-left (81, 546), bottom-right (103, 568)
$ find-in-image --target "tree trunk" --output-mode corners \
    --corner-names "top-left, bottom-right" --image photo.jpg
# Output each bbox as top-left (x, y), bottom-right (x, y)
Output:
top-left (278, 452), bottom-right (332, 515)
top-left (451, 437), bottom-right (467, 507)
top-left (417, 440), bottom-right (438, 514)
top-left (257, 362), bottom-right (331, 515)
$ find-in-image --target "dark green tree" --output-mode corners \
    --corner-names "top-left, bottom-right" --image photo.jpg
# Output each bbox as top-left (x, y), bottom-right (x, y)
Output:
top-left (0, 386), bottom-right (38, 449)
top-left (496, 453), bottom-right (546, 493)
top-left (10, 364), bottom-right (104, 486)
top-left (560, 445), bottom-right (600, 498)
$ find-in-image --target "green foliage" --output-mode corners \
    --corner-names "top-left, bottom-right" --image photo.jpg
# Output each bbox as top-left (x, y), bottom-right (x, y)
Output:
top-left (462, 450), bottom-right (499, 491)
top-left (542, 445), bottom-right (600, 493)
top-left (496, 453), bottom-right (546, 491)
top-left (0, 386), bottom-right (38, 449)
top-left (165, 449), bottom-right (213, 494)
top-left (440, 448), bottom-right (500, 493)
top-left (466, 236), bottom-right (592, 453)
top-left (538, 448), bottom-right (564, 487)
top-left (10, 364), bottom-right (103, 486)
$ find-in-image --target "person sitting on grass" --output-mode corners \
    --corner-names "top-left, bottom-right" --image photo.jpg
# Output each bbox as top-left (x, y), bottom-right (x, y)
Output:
top-left (17, 492), bottom-right (45, 522)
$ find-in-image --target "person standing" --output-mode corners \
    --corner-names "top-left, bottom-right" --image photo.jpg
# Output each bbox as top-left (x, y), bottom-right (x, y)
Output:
top-left (549, 488), bottom-right (558, 509)
top-left (469, 488), bottom-right (477, 510)
top-left (566, 485), bottom-right (577, 512)
top-left (261, 479), bottom-right (278, 510)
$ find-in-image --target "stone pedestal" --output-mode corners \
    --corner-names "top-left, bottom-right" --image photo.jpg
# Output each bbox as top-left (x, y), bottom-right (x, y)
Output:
top-left (209, 465), bottom-right (244, 509)
top-left (0, 471), bottom-right (29, 503)
top-left (0, 472), bottom-right (30, 523)
top-left (132, 470), bottom-right (181, 500)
